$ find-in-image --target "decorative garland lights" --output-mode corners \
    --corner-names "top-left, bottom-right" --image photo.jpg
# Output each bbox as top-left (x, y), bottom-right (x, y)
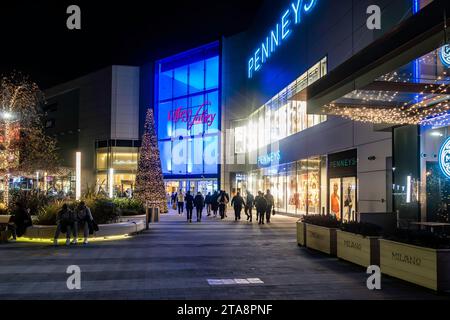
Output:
top-left (324, 69), bottom-right (450, 126)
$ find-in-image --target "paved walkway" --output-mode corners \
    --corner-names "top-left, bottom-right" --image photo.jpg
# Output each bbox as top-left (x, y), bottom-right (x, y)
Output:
top-left (0, 210), bottom-right (448, 300)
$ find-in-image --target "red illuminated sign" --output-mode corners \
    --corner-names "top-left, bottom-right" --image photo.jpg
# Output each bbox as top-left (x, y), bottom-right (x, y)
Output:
top-left (168, 101), bottom-right (216, 130)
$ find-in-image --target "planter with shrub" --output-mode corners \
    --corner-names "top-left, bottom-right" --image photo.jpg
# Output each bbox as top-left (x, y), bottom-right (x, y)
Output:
top-left (380, 229), bottom-right (450, 291)
top-left (297, 220), bottom-right (306, 246)
top-left (337, 222), bottom-right (382, 267)
top-left (303, 215), bottom-right (341, 255)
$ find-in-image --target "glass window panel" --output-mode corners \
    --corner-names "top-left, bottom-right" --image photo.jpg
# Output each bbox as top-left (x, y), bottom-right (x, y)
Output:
top-left (297, 160), bottom-right (308, 215)
top-left (234, 126), bottom-right (246, 154)
top-left (191, 137), bottom-right (204, 174)
top-left (173, 66), bottom-right (188, 98)
top-left (189, 95), bottom-right (206, 137)
top-left (172, 98), bottom-right (189, 137)
top-left (158, 101), bottom-right (173, 139)
top-left (258, 111), bottom-right (265, 150)
top-left (172, 139), bottom-right (187, 174)
top-left (307, 157), bottom-right (321, 215)
top-left (159, 141), bottom-right (172, 174)
top-left (96, 149), bottom-right (108, 171)
top-left (204, 135), bottom-right (219, 174)
top-left (158, 70), bottom-right (173, 101)
top-left (189, 61), bottom-right (205, 94)
top-left (206, 56), bottom-right (219, 90)
top-left (205, 91), bottom-right (219, 132)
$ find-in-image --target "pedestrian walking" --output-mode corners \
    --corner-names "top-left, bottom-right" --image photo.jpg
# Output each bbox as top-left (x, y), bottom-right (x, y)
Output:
top-left (231, 192), bottom-right (245, 221)
top-left (205, 192), bottom-right (212, 216)
top-left (211, 191), bottom-right (219, 217)
top-left (245, 191), bottom-right (255, 222)
top-left (218, 190), bottom-right (229, 220)
top-left (194, 192), bottom-right (205, 222)
top-left (264, 189), bottom-right (275, 224)
top-left (185, 191), bottom-right (194, 223)
top-left (255, 191), bottom-right (267, 225)
top-left (53, 204), bottom-right (76, 246)
top-left (177, 189), bottom-right (185, 215)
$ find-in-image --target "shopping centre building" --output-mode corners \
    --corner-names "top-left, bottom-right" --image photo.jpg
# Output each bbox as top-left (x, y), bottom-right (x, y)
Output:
top-left (41, 0), bottom-right (450, 225)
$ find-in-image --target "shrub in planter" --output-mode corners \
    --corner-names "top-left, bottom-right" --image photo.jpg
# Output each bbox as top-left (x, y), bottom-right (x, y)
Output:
top-left (302, 214), bottom-right (341, 228)
top-left (340, 221), bottom-right (382, 237)
top-left (88, 198), bottom-right (119, 224)
top-left (384, 229), bottom-right (450, 250)
top-left (36, 202), bottom-right (62, 226)
top-left (113, 198), bottom-right (145, 216)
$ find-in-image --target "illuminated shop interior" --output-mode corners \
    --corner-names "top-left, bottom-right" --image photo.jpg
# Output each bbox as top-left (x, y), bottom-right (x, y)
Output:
top-left (155, 42), bottom-right (220, 195)
top-left (305, 3), bottom-right (450, 224)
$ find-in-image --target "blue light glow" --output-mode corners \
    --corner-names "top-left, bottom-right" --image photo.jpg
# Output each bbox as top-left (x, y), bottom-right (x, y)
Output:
top-left (439, 137), bottom-right (450, 179)
top-left (247, 0), bottom-right (318, 78)
top-left (439, 45), bottom-right (450, 68)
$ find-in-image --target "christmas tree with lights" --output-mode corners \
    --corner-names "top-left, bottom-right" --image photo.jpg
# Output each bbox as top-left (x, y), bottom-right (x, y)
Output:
top-left (134, 108), bottom-right (168, 213)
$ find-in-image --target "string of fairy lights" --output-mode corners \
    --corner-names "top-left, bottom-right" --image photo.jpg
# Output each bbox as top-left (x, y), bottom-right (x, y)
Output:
top-left (323, 54), bottom-right (450, 126)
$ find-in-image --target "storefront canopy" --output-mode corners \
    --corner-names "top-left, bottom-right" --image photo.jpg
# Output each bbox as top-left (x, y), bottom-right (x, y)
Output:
top-left (303, 0), bottom-right (450, 127)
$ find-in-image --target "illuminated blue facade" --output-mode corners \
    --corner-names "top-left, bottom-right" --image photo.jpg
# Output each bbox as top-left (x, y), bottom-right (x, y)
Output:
top-left (154, 42), bottom-right (221, 192)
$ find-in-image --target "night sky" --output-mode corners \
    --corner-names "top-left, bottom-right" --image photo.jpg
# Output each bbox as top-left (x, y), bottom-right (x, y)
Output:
top-left (0, 0), bottom-right (263, 89)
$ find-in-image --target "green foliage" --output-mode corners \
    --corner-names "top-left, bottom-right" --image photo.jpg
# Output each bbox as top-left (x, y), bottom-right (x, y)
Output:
top-left (340, 221), bottom-right (382, 237)
top-left (36, 201), bottom-right (63, 225)
top-left (89, 198), bottom-right (119, 224)
top-left (113, 198), bottom-right (145, 216)
top-left (302, 214), bottom-right (341, 229)
top-left (385, 229), bottom-right (450, 249)
top-left (9, 189), bottom-right (52, 215)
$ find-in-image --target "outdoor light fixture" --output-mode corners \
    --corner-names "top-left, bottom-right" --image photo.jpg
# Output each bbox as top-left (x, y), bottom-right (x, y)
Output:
top-left (406, 175), bottom-right (412, 204)
top-left (109, 168), bottom-right (114, 198)
top-left (1, 111), bottom-right (13, 120)
top-left (76, 152), bottom-right (81, 201)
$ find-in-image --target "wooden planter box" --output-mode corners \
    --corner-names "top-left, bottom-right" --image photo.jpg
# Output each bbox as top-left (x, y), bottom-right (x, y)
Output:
top-left (296, 221), bottom-right (306, 246)
top-left (380, 239), bottom-right (450, 291)
top-left (305, 224), bottom-right (337, 255)
top-left (337, 230), bottom-right (380, 267)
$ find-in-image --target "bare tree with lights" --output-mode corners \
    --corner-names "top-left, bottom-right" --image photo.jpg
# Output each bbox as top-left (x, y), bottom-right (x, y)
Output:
top-left (134, 108), bottom-right (168, 213)
top-left (0, 73), bottom-right (59, 206)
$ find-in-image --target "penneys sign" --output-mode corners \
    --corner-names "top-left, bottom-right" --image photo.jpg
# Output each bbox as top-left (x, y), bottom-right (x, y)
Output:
top-left (247, 0), bottom-right (318, 79)
top-left (168, 101), bottom-right (216, 130)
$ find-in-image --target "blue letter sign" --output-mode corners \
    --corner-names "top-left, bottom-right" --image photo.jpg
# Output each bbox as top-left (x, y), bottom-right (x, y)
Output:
top-left (247, 0), bottom-right (318, 78)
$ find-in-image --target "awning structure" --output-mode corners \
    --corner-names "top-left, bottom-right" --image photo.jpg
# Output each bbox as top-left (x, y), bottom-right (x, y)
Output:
top-left (302, 0), bottom-right (450, 127)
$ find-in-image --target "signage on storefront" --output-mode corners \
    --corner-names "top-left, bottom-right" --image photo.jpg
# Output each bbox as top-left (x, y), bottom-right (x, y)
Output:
top-left (168, 101), bottom-right (216, 130)
top-left (439, 137), bottom-right (450, 179)
top-left (439, 45), bottom-right (450, 68)
top-left (328, 149), bottom-right (358, 178)
top-left (247, 0), bottom-right (318, 79)
top-left (258, 151), bottom-right (281, 167)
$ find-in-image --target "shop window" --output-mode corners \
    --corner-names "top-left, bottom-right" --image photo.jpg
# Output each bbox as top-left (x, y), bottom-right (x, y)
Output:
top-left (205, 56), bottom-right (219, 91)
top-left (158, 101), bottom-right (173, 139)
top-left (159, 70), bottom-right (173, 101)
top-left (189, 61), bottom-right (205, 94)
top-left (159, 141), bottom-right (172, 174)
top-left (96, 150), bottom-right (108, 171)
top-left (205, 91), bottom-right (219, 132)
top-left (234, 126), bottom-right (246, 154)
top-left (173, 66), bottom-right (188, 98)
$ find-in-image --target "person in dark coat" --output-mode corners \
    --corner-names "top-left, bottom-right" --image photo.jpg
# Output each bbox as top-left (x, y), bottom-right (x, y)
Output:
top-left (53, 203), bottom-right (76, 246)
top-left (245, 191), bottom-right (255, 222)
top-left (231, 192), bottom-right (245, 221)
top-left (205, 192), bottom-right (212, 216)
top-left (255, 192), bottom-right (268, 225)
top-left (211, 191), bottom-right (219, 217)
top-left (185, 191), bottom-right (195, 223)
top-left (218, 190), bottom-right (229, 220)
top-left (11, 202), bottom-right (32, 238)
top-left (194, 192), bottom-right (205, 222)
top-left (264, 189), bottom-right (275, 224)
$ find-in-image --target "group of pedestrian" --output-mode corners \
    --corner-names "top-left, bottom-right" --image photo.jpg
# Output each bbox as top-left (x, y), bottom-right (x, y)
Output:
top-left (53, 201), bottom-right (98, 246)
top-left (232, 190), bottom-right (274, 224)
top-left (173, 190), bottom-right (230, 223)
top-left (173, 189), bottom-right (275, 225)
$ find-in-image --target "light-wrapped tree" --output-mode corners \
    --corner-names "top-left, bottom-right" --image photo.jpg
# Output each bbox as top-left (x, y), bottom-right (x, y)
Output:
top-left (0, 73), bottom-right (59, 206)
top-left (134, 108), bottom-right (168, 213)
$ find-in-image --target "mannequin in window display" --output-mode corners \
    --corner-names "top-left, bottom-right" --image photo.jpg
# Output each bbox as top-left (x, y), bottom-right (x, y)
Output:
top-left (294, 192), bottom-right (300, 210)
top-left (344, 184), bottom-right (353, 222)
top-left (331, 183), bottom-right (340, 220)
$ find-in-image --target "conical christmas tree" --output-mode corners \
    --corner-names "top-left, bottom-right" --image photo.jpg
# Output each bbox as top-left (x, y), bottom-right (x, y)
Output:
top-left (135, 108), bottom-right (168, 213)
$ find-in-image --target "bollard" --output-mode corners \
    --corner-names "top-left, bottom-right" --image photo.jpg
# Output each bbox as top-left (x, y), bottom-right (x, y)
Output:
top-left (145, 207), bottom-right (149, 230)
